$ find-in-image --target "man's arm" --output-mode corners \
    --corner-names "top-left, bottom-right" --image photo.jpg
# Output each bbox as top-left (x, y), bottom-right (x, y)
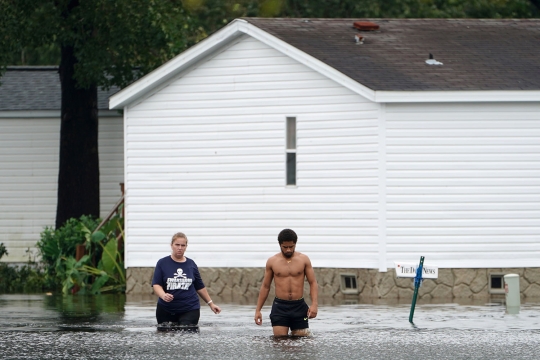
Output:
top-left (254, 259), bottom-right (274, 325)
top-left (304, 257), bottom-right (318, 319)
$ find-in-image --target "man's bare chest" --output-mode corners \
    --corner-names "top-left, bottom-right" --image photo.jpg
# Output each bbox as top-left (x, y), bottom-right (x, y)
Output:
top-left (274, 264), bottom-right (304, 278)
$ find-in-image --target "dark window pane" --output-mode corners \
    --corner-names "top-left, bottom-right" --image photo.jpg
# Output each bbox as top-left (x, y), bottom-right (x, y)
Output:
top-left (286, 117), bottom-right (296, 150)
top-left (287, 153), bottom-right (296, 185)
top-left (491, 275), bottom-right (503, 289)
top-left (343, 276), bottom-right (357, 289)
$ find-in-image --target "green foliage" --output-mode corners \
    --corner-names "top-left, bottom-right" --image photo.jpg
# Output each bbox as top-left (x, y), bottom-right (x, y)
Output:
top-left (0, 0), bottom-right (195, 88)
top-left (280, 0), bottom-right (538, 18)
top-left (0, 244), bottom-right (48, 293)
top-left (37, 214), bottom-right (125, 294)
top-left (0, 263), bottom-right (48, 293)
top-left (0, 243), bottom-right (47, 293)
top-left (9, 43), bottom-right (60, 66)
top-left (37, 215), bottom-right (99, 273)
top-left (0, 242), bottom-right (7, 260)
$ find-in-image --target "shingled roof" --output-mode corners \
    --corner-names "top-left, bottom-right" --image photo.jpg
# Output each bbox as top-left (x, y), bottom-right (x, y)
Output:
top-left (244, 18), bottom-right (540, 91)
top-left (0, 66), bottom-right (119, 111)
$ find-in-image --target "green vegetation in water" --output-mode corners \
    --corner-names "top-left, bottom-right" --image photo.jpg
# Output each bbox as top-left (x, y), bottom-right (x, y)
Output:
top-left (1, 213), bottom-right (126, 295)
top-left (0, 245), bottom-right (48, 293)
top-left (37, 213), bottom-right (126, 295)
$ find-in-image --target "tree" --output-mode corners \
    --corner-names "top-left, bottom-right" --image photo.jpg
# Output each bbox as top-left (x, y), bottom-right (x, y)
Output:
top-left (1, 0), bottom-right (193, 228)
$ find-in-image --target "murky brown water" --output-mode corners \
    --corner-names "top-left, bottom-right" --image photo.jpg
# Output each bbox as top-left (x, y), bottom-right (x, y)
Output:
top-left (1, 294), bottom-right (539, 359)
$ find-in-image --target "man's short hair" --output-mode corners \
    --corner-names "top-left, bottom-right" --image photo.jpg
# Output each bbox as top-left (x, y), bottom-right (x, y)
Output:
top-left (278, 229), bottom-right (297, 244)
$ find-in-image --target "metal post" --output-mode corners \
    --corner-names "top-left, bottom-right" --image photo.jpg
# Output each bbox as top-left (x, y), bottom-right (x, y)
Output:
top-left (409, 256), bottom-right (424, 323)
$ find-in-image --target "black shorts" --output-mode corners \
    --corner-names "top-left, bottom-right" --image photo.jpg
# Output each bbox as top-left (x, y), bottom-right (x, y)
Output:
top-left (269, 297), bottom-right (309, 330)
top-left (156, 303), bottom-right (200, 325)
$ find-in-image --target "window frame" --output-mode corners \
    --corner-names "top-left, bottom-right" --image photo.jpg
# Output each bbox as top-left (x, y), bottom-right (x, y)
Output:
top-left (489, 273), bottom-right (506, 294)
top-left (285, 116), bottom-right (297, 187)
top-left (340, 273), bottom-right (359, 295)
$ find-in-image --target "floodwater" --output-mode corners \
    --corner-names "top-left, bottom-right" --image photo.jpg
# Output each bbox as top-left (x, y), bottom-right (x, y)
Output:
top-left (1, 294), bottom-right (540, 359)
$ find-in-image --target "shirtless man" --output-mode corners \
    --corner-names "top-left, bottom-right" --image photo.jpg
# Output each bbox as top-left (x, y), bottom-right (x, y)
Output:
top-left (254, 229), bottom-right (318, 336)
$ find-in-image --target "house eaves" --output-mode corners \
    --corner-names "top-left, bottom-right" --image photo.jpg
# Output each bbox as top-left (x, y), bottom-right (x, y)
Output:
top-left (109, 18), bottom-right (540, 109)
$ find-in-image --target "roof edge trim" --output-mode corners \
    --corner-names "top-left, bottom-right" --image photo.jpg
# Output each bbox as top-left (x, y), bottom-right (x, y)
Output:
top-left (109, 20), bottom-right (247, 109)
top-left (375, 90), bottom-right (540, 103)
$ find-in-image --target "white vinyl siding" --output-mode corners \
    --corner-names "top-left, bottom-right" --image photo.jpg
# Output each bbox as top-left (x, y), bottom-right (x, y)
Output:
top-left (0, 116), bottom-right (124, 262)
top-left (125, 35), bottom-right (380, 268)
top-left (99, 118), bottom-right (125, 206)
top-left (385, 102), bottom-right (540, 268)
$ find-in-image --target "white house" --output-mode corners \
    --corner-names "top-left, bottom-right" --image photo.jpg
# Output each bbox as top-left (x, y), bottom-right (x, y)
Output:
top-left (0, 66), bottom-right (124, 263)
top-left (111, 18), bottom-right (540, 298)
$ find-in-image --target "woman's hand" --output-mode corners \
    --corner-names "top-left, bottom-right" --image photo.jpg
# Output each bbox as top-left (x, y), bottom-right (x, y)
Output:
top-left (161, 293), bottom-right (174, 302)
top-left (153, 284), bottom-right (173, 302)
top-left (209, 302), bottom-right (221, 314)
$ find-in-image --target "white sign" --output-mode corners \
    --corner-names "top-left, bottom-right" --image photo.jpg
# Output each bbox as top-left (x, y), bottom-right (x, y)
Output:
top-left (394, 262), bottom-right (438, 279)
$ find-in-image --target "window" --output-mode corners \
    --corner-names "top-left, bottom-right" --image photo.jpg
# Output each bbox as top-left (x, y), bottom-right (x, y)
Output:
top-left (286, 117), bottom-right (296, 186)
top-left (489, 274), bottom-right (505, 294)
top-left (340, 273), bottom-right (359, 294)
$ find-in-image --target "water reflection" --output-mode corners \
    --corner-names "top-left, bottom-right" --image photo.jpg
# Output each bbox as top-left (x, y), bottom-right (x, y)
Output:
top-left (45, 294), bottom-right (125, 323)
top-left (1, 294), bottom-right (540, 359)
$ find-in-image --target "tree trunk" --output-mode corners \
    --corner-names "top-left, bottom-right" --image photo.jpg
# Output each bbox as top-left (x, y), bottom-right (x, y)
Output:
top-left (55, 44), bottom-right (99, 229)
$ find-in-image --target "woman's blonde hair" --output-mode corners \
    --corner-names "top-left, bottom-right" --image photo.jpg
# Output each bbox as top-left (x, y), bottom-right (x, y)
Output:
top-left (171, 232), bottom-right (188, 244)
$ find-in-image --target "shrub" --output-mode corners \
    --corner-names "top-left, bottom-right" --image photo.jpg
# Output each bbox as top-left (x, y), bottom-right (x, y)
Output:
top-left (37, 215), bottom-right (100, 269)
top-left (37, 214), bottom-right (125, 294)
top-left (0, 242), bottom-right (48, 293)
top-left (0, 263), bottom-right (47, 293)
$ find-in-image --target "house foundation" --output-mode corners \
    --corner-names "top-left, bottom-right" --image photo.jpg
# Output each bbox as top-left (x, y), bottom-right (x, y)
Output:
top-left (127, 267), bottom-right (540, 300)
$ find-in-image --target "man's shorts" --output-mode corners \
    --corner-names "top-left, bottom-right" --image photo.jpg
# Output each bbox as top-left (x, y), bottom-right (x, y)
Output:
top-left (269, 297), bottom-right (309, 330)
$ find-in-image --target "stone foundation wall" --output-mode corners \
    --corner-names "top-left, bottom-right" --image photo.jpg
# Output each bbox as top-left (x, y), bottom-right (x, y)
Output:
top-left (126, 267), bottom-right (540, 300)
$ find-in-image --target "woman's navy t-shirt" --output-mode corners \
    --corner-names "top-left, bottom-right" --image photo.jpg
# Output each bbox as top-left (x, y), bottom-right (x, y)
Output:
top-left (151, 256), bottom-right (205, 313)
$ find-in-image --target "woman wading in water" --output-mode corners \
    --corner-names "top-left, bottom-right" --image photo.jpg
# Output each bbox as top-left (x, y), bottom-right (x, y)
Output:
top-left (152, 232), bottom-right (221, 328)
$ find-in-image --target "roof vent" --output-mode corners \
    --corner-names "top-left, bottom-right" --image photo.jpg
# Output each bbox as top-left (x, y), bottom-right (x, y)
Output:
top-left (426, 53), bottom-right (443, 65)
top-left (353, 21), bottom-right (379, 31)
top-left (354, 34), bottom-right (364, 44)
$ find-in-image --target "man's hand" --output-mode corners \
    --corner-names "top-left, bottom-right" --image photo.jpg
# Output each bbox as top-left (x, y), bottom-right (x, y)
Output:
top-left (254, 310), bottom-right (263, 325)
top-left (307, 305), bottom-right (318, 319)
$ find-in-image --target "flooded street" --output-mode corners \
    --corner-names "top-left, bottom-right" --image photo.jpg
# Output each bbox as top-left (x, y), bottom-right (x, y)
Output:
top-left (1, 294), bottom-right (540, 359)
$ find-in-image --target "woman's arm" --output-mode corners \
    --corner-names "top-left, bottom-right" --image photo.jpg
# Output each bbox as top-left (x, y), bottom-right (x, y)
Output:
top-left (196, 287), bottom-right (221, 314)
top-left (153, 284), bottom-right (173, 302)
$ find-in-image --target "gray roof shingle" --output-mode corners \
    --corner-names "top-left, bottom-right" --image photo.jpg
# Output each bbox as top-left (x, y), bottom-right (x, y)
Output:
top-left (244, 18), bottom-right (540, 91)
top-left (0, 66), bottom-right (119, 111)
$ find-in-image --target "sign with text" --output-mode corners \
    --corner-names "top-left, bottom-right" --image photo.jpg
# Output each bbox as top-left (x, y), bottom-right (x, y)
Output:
top-left (394, 262), bottom-right (438, 279)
